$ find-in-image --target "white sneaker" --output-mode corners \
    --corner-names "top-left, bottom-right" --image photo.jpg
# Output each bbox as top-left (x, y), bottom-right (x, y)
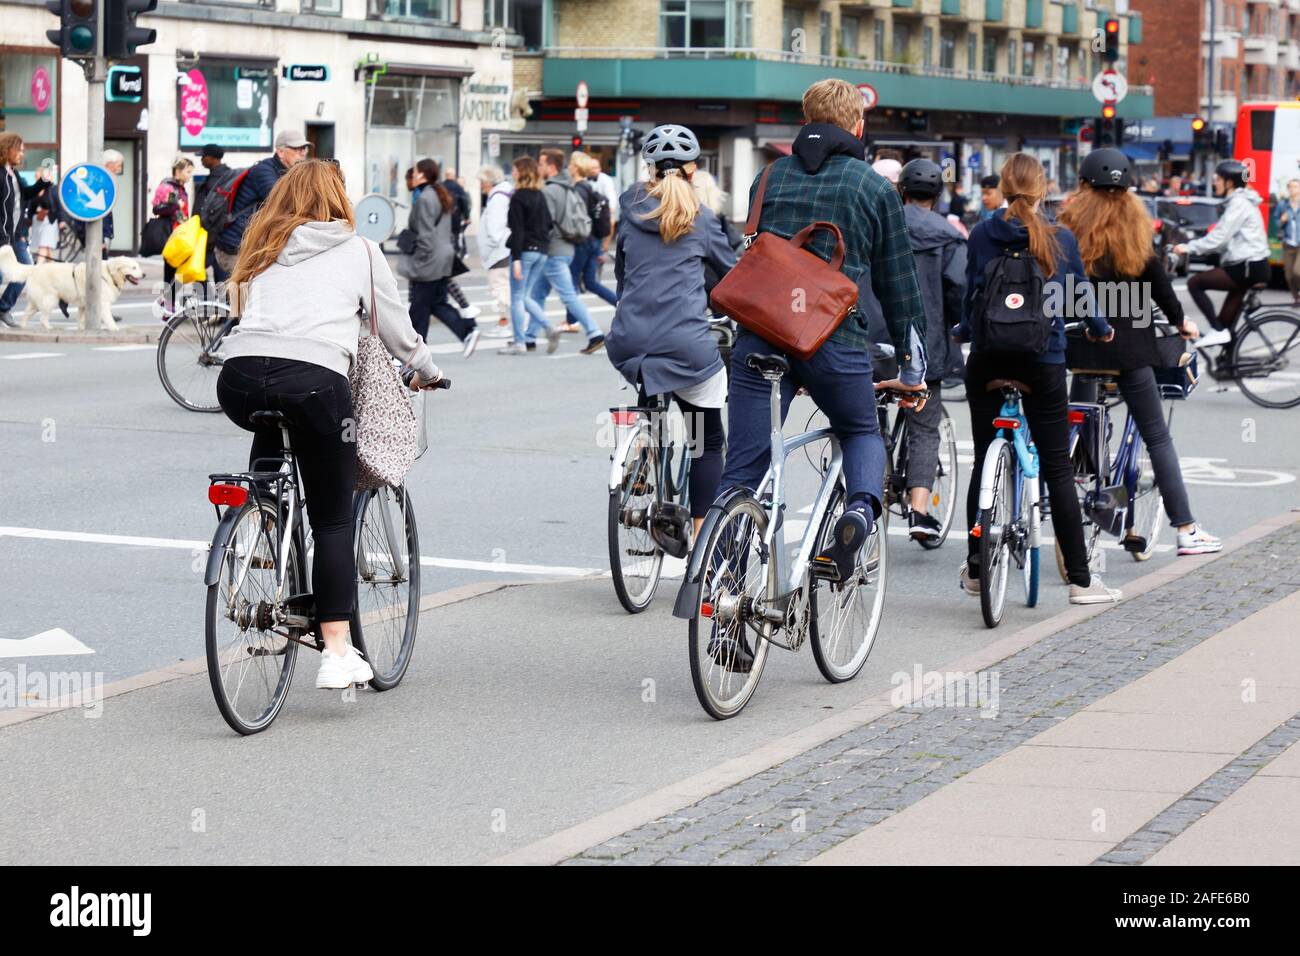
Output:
top-left (498, 342), bottom-right (529, 355)
top-left (1068, 576), bottom-right (1122, 605)
top-left (1196, 327), bottom-right (1232, 348)
top-left (316, 646), bottom-right (374, 689)
top-left (462, 328), bottom-right (481, 358)
top-left (1177, 526), bottom-right (1223, 555)
top-left (484, 325), bottom-right (513, 339)
top-left (458, 303), bottom-right (482, 319)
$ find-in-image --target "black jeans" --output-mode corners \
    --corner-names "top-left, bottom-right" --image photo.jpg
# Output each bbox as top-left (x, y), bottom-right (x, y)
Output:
top-left (1187, 259), bottom-right (1271, 331)
top-left (965, 354), bottom-right (1091, 587)
top-left (217, 356), bottom-right (358, 623)
top-left (410, 278), bottom-right (473, 343)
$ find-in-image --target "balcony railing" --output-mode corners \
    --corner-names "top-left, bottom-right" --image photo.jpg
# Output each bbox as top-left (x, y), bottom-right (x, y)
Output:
top-left (539, 46), bottom-right (1155, 95)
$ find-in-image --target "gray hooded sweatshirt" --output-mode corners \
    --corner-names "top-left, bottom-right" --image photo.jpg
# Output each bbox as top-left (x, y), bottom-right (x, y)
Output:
top-left (606, 182), bottom-right (737, 396)
top-left (222, 219), bottom-right (441, 384)
top-left (903, 202), bottom-right (967, 380)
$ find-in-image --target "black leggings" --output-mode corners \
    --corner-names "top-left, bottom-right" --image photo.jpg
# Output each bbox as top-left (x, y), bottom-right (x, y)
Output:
top-left (640, 388), bottom-right (725, 519)
top-left (217, 356), bottom-right (358, 623)
top-left (965, 354), bottom-right (1092, 587)
top-left (1187, 259), bottom-right (1271, 331)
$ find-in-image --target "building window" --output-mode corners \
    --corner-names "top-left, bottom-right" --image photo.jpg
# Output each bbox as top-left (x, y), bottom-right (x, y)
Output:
top-left (177, 61), bottom-right (277, 151)
top-left (984, 35), bottom-right (998, 73)
top-left (1022, 40), bottom-right (1034, 77)
top-left (820, 11), bottom-right (832, 56)
top-left (940, 30), bottom-right (956, 70)
top-left (967, 31), bottom-right (977, 72)
top-left (735, 1), bottom-right (753, 48)
top-left (840, 15), bottom-right (860, 58)
top-left (892, 21), bottom-right (911, 63)
top-left (0, 51), bottom-right (59, 174)
top-left (874, 19), bottom-right (886, 61)
top-left (371, 0), bottom-right (452, 21)
top-left (301, 0), bottom-right (341, 13)
top-left (782, 5), bottom-right (803, 52)
top-left (1007, 39), bottom-right (1016, 76)
top-left (923, 26), bottom-right (933, 68)
top-left (490, 0), bottom-right (544, 50)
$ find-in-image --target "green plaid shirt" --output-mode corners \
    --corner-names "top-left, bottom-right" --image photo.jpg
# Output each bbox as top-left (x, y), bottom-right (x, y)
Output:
top-left (749, 155), bottom-right (925, 363)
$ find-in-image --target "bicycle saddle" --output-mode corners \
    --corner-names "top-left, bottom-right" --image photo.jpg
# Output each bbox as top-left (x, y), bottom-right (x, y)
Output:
top-left (746, 353), bottom-right (790, 377)
top-left (249, 410), bottom-right (288, 426)
top-left (985, 378), bottom-right (1033, 394)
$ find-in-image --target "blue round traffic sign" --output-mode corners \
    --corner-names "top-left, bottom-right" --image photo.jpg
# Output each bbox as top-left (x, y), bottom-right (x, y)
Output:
top-left (59, 163), bottom-right (117, 223)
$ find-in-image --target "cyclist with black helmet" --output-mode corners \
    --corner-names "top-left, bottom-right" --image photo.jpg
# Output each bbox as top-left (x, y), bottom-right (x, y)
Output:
top-left (892, 158), bottom-right (968, 544)
top-left (1174, 160), bottom-right (1271, 349)
top-left (605, 125), bottom-right (737, 541)
top-left (1059, 148), bottom-right (1221, 556)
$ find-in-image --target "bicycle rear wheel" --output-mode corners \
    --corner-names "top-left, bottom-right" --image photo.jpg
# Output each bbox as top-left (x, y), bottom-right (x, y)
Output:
top-left (1231, 312), bottom-right (1300, 409)
top-left (688, 494), bottom-right (771, 719)
top-left (809, 488), bottom-right (888, 683)
top-left (919, 416), bottom-right (959, 550)
top-left (351, 485), bottom-right (420, 690)
top-left (979, 443), bottom-right (1014, 629)
top-left (1126, 443), bottom-right (1164, 562)
top-left (157, 308), bottom-right (226, 412)
top-left (205, 499), bottom-right (301, 735)
top-left (608, 427), bottom-right (664, 613)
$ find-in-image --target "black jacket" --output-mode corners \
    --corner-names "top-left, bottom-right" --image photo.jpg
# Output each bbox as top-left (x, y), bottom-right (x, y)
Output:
top-left (1067, 255), bottom-right (1185, 371)
top-left (193, 162), bottom-right (231, 219)
top-left (1, 166), bottom-right (49, 244)
top-left (217, 154), bottom-right (287, 253)
top-left (506, 188), bottom-right (550, 261)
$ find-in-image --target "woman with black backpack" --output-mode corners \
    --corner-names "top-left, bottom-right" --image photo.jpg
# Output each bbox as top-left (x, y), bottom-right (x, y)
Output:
top-left (959, 153), bottom-right (1120, 605)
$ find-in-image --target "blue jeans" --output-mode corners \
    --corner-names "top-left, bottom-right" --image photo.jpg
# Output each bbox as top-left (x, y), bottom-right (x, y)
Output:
top-left (0, 238), bottom-right (31, 313)
top-left (510, 250), bottom-right (551, 344)
top-left (720, 331), bottom-right (886, 515)
top-left (570, 238), bottom-right (617, 313)
top-left (531, 254), bottom-right (601, 340)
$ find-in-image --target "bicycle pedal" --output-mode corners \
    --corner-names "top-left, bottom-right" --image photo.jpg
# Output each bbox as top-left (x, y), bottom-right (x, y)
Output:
top-left (809, 555), bottom-right (844, 582)
top-left (1121, 534), bottom-right (1147, 554)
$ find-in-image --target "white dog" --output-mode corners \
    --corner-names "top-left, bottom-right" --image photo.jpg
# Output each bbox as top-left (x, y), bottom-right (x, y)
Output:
top-left (0, 245), bottom-right (143, 330)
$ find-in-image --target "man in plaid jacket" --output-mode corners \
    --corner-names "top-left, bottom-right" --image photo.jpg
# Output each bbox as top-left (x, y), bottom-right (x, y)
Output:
top-left (718, 78), bottom-right (927, 598)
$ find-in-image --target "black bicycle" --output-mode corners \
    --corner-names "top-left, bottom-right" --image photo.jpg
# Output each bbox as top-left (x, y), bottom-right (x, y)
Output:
top-left (157, 296), bottom-right (238, 413)
top-left (1195, 287), bottom-right (1300, 409)
top-left (204, 380), bottom-right (448, 735)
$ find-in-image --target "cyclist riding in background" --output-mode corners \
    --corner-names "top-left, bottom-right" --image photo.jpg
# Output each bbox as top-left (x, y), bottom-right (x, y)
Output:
top-left (1057, 149), bottom-right (1222, 557)
top-left (217, 159), bottom-right (442, 691)
top-left (1175, 160), bottom-right (1272, 349)
top-left (960, 153), bottom-right (1120, 606)
top-left (605, 124), bottom-right (737, 541)
top-left (717, 78), bottom-right (927, 583)
top-left (893, 158), bottom-right (967, 545)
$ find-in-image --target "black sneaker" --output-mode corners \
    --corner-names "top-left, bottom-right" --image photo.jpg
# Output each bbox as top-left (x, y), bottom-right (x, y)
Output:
top-left (581, 335), bottom-right (606, 355)
top-left (812, 508), bottom-right (872, 583)
top-left (908, 510), bottom-right (942, 543)
top-left (707, 635), bottom-right (755, 673)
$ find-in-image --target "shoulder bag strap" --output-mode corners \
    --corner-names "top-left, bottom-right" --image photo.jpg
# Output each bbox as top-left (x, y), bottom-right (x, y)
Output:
top-left (359, 236), bottom-right (378, 336)
top-left (742, 164), bottom-right (775, 248)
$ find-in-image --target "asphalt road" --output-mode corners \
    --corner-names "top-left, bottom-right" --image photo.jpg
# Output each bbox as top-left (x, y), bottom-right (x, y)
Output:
top-left (0, 272), bottom-right (1297, 863)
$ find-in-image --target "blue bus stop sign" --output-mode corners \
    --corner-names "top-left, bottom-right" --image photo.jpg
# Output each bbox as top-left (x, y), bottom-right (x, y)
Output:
top-left (59, 163), bottom-right (116, 222)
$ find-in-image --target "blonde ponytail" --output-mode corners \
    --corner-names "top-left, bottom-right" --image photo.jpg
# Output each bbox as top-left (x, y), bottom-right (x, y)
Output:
top-left (641, 162), bottom-right (700, 243)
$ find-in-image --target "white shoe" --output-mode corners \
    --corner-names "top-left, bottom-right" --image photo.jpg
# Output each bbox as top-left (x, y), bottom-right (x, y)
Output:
top-left (316, 646), bottom-right (374, 689)
top-left (484, 325), bottom-right (513, 339)
top-left (462, 328), bottom-right (481, 358)
top-left (1177, 526), bottom-right (1222, 555)
top-left (498, 342), bottom-right (529, 355)
top-left (1068, 576), bottom-right (1122, 605)
top-left (458, 303), bottom-right (482, 319)
top-left (1196, 327), bottom-right (1231, 348)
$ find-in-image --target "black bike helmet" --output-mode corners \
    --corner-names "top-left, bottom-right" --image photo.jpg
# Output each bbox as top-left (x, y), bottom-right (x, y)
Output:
top-left (1215, 159), bottom-right (1248, 189)
top-left (898, 158), bottom-right (943, 199)
top-left (641, 124), bottom-right (701, 164)
top-left (1079, 148), bottom-right (1132, 190)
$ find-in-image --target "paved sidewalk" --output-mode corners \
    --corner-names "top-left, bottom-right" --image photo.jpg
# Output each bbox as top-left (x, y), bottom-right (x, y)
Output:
top-left (557, 515), bottom-right (1300, 866)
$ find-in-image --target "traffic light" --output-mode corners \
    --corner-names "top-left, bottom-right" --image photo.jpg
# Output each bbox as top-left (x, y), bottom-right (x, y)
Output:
top-left (1191, 116), bottom-right (1209, 152)
top-left (1103, 17), bottom-right (1121, 63)
top-left (104, 0), bottom-right (156, 60)
top-left (571, 133), bottom-right (584, 150)
top-left (46, 0), bottom-right (99, 60)
top-left (1214, 128), bottom-right (1230, 156)
top-left (1097, 112), bottom-right (1123, 147)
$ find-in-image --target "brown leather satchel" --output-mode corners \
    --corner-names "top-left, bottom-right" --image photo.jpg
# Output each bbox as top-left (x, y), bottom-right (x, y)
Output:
top-left (709, 164), bottom-right (860, 361)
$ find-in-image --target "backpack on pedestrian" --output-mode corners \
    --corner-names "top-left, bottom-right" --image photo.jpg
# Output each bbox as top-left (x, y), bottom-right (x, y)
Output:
top-left (554, 182), bottom-right (592, 243)
top-left (970, 248), bottom-right (1052, 355)
top-left (196, 167), bottom-right (251, 238)
top-left (577, 180), bottom-right (611, 240)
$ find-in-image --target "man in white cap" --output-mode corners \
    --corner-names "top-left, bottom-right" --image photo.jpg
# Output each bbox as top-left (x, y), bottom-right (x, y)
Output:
top-left (213, 129), bottom-right (311, 279)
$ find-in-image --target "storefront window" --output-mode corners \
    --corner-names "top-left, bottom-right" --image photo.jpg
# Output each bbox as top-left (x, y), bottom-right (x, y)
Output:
top-left (177, 62), bottom-right (277, 151)
top-left (365, 74), bottom-right (459, 219)
top-left (1, 52), bottom-right (59, 157)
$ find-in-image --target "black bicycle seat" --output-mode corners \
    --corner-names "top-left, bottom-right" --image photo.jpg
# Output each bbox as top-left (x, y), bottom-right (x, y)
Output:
top-left (746, 353), bottom-right (790, 377)
top-left (249, 410), bottom-right (288, 426)
top-left (986, 378), bottom-right (1033, 395)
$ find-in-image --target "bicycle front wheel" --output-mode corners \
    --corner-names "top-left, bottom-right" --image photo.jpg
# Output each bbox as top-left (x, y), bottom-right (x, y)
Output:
top-left (157, 310), bottom-right (225, 412)
top-left (1127, 443), bottom-right (1164, 562)
top-left (1231, 312), bottom-right (1300, 409)
top-left (205, 499), bottom-right (301, 735)
top-left (1020, 479), bottom-right (1039, 608)
top-left (608, 427), bottom-right (664, 613)
top-left (809, 488), bottom-right (888, 683)
top-left (979, 443), bottom-right (1014, 629)
top-left (351, 485), bottom-right (420, 690)
top-left (688, 494), bottom-right (771, 719)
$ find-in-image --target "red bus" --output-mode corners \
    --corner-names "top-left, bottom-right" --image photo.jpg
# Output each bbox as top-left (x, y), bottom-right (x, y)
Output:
top-left (1235, 101), bottom-right (1300, 269)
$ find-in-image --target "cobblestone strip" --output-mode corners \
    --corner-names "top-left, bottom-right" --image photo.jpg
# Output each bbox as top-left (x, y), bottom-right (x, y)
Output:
top-left (1093, 713), bottom-right (1300, 866)
top-left (563, 522), bottom-right (1300, 866)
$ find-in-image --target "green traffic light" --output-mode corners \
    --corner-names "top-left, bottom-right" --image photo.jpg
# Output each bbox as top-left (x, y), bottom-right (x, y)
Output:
top-left (70, 24), bottom-right (95, 51)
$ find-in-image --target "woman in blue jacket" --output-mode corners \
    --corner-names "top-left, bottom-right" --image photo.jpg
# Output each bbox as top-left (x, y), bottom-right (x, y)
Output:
top-left (605, 125), bottom-right (736, 541)
top-left (959, 153), bottom-right (1119, 606)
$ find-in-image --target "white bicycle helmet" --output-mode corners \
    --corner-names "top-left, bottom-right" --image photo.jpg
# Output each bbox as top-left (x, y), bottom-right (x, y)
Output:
top-left (642, 124), bottom-right (701, 164)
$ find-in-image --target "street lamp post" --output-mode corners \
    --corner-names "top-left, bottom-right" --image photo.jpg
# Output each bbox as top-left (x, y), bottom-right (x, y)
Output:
top-left (1206, 0), bottom-right (1216, 196)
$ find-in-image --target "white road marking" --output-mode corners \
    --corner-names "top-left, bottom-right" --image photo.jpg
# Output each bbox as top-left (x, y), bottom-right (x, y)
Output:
top-left (0, 628), bottom-right (93, 658)
top-left (420, 556), bottom-right (603, 577)
top-left (0, 352), bottom-right (64, 360)
top-left (91, 344), bottom-right (155, 352)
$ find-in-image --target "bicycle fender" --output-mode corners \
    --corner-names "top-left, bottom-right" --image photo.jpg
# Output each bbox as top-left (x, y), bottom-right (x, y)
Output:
top-left (671, 485), bottom-right (754, 621)
top-left (977, 437), bottom-right (1010, 512)
top-left (608, 420), bottom-right (652, 492)
top-left (203, 505), bottom-right (246, 586)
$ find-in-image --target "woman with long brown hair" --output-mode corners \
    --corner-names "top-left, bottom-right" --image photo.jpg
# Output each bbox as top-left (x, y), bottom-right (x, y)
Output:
top-left (1059, 149), bottom-right (1220, 556)
top-left (219, 159), bottom-right (443, 690)
top-left (959, 152), bottom-right (1120, 605)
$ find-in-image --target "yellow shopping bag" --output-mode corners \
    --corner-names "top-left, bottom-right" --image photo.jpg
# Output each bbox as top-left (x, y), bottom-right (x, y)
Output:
top-left (177, 225), bottom-right (207, 284)
top-left (162, 214), bottom-right (202, 269)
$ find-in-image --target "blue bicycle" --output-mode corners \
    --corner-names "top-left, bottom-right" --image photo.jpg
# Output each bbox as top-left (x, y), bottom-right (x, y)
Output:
top-left (974, 379), bottom-right (1043, 628)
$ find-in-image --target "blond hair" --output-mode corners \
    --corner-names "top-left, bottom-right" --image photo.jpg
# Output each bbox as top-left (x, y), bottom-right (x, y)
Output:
top-left (568, 150), bottom-right (591, 179)
top-left (230, 160), bottom-right (355, 287)
top-left (692, 168), bottom-right (726, 215)
top-left (802, 78), bottom-right (864, 132)
top-left (998, 153), bottom-right (1061, 279)
top-left (642, 162), bottom-right (700, 244)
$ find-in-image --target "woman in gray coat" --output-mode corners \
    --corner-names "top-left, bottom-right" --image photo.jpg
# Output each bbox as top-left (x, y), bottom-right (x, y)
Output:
top-left (405, 158), bottom-right (478, 356)
top-left (606, 125), bottom-right (736, 537)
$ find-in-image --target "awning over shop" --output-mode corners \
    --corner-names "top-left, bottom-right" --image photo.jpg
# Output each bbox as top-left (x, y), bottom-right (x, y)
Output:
top-left (760, 141), bottom-right (792, 156)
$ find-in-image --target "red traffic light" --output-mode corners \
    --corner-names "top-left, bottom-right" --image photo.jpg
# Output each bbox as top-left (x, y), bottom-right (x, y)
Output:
top-left (1105, 18), bottom-right (1120, 34)
top-left (571, 134), bottom-right (584, 149)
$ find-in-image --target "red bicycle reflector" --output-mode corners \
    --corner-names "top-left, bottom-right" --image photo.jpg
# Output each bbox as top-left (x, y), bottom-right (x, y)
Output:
top-left (970, 525), bottom-right (982, 538)
top-left (208, 484), bottom-right (248, 507)
top-left (1068, 410), bottom-right (1086, 424)
top-left (612, 411), bottom-right (639, 426)
top-left (1152, 219), bottom-right (1163, 231)
top-left (992, 417), bottom-right (1020, 430)
top-left (700, 602), bottom-right (714, 618)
